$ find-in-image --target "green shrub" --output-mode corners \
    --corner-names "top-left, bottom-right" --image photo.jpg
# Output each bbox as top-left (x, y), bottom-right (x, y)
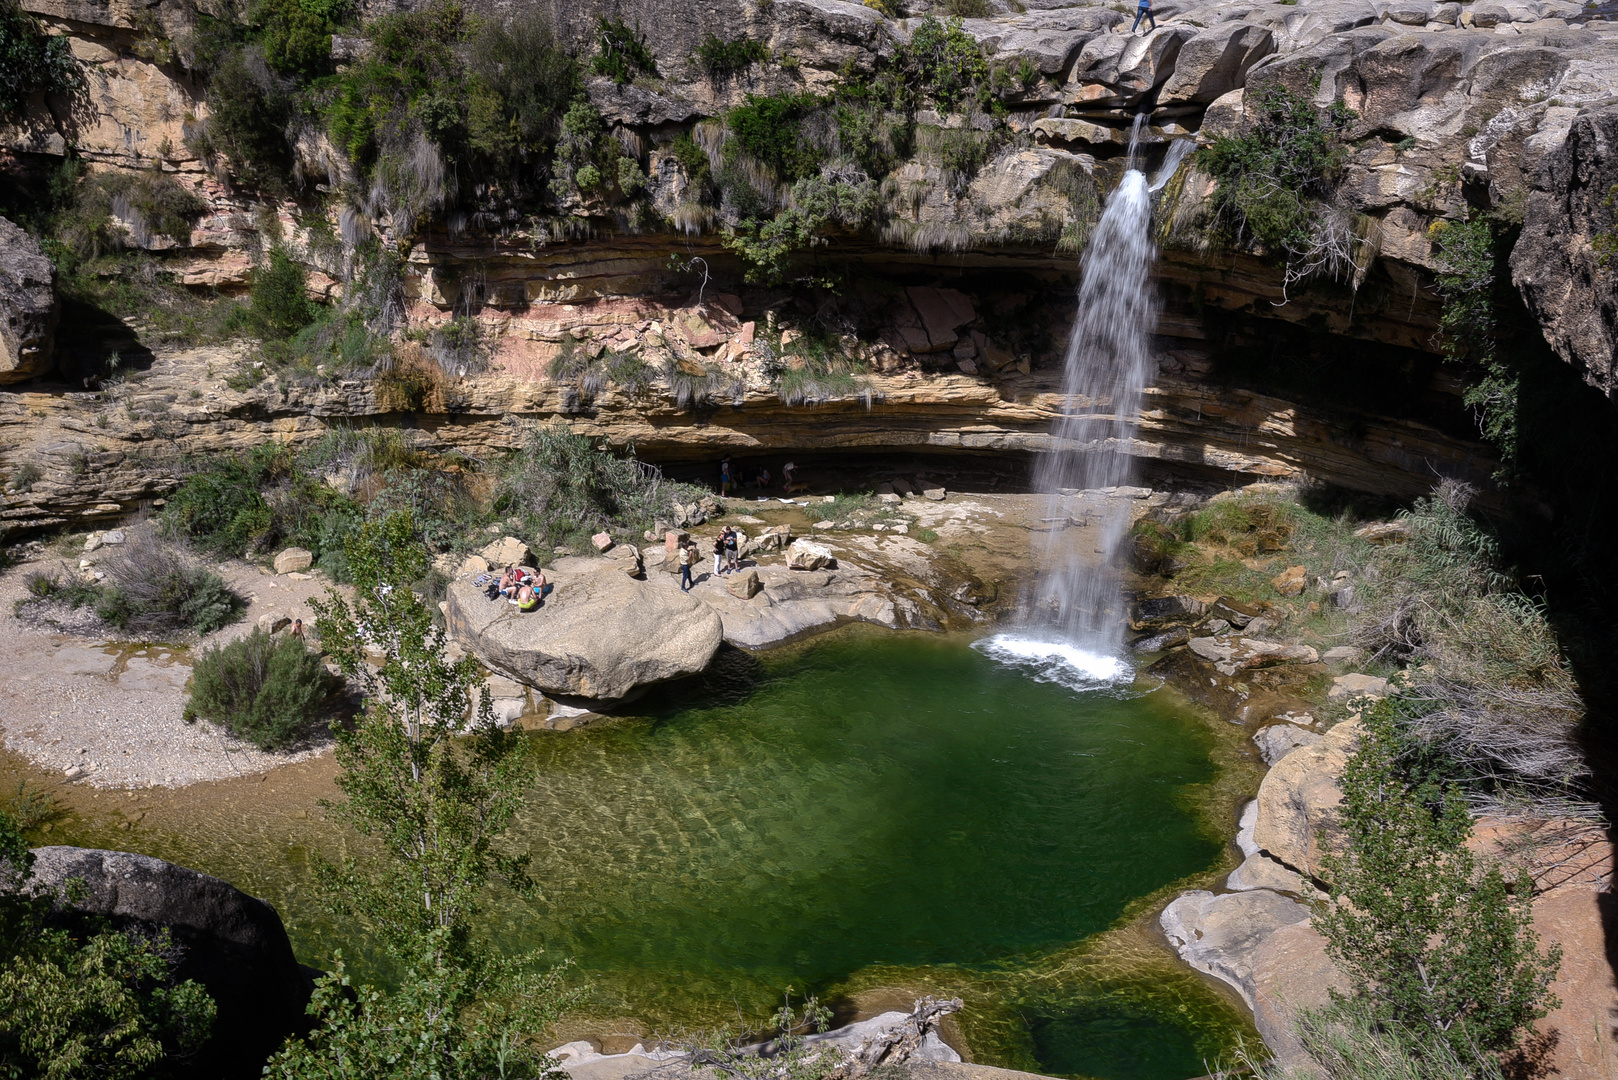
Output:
top-left (550, 99), bottom-right (647, 205)
top-left (1199, 80), bottom-right (1355, 255)
top-left (695, 34), bottom-right (767, 80)
top-left (906, 16), bottom-right (989, 112)
top-left (185, 628), bottom-right (334, 749)
top-left (256, 0), bottom-right (350, 79)
top-left (464, 12), bottom-right (581, 169)
top-left (0, 0), bottom-right (85, 122)
top-left (200, 46), bottom-right (296, 191)
top-left (96, 540), bottom-right (245, 635)
top-left (1431, 218), bottom-right (1516, 464)
top-left (671, 133), bottom-right (711, 186)
top-left (1316, 696), bottom-right (1562, 1057)
top-left (727, 92), bottom-right (824, 181)
top-left (590, 15), bottom-right (656, 85)
top-left (249, 246), bottom-right (318, 340)
top-left (5, 780), bottom-right (62, 833)
top-left (0, 813), bottom-right (216, 1078)
top-left (492, 425), bottom-right (709, 548)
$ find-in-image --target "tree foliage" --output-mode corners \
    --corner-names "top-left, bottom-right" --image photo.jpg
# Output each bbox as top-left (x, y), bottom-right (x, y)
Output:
top-left (272, 512), bottom-right (576, 1078)
top-left (1315, 699), bottom-right (1562, 1057)
top-left (1431, 218), bottom-right (1518, 464)
top-left (1200, 81), bottom-right (1355, 256)
top-left (0, 0), bottom-right (85, 123)
top-left (0, 814), bottom-right (216, 1079)
top-left (589, 16), bottom-right (656, 85)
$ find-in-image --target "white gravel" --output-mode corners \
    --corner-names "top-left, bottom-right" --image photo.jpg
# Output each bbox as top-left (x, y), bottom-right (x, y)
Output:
top-left (0, 531), bottom-right (340, 789)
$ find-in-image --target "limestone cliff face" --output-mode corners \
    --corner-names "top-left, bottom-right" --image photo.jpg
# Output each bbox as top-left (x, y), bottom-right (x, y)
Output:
top-left (1515, 103), bottom-right (1618, 398)
top-left (3, 0), bottom-right (1615, 523)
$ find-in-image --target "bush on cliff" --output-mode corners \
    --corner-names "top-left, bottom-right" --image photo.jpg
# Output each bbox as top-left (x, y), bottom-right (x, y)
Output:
top-left (0, 812), bottom-right (217, 1077)
top-left (266, 514), bottom-right (575, 1077)
top-left (1316, 698), bottom-right (1562, 1058)
top-left (0, 0), bottom-right (86, 123)
top-left (186, 627), bottom-right (336, 749)
top-left (1199, 80), bottom-right (1358, 291)
top-left (493, 425), bottom-right (710, 549)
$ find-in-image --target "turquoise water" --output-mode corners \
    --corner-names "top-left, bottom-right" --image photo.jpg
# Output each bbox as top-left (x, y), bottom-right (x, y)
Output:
top-left (61, 629), bottom-right (1248, 1079)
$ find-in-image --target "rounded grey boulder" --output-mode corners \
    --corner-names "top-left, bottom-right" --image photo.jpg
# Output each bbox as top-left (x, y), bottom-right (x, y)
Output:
top-left (446, 557), bottom-right (723, 700)
top-left (28, 846), bottom-right (316, 1079)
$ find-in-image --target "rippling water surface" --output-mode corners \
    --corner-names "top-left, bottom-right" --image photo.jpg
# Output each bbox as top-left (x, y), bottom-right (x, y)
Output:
top-left (55, 629), bottom-right (1252, 1080)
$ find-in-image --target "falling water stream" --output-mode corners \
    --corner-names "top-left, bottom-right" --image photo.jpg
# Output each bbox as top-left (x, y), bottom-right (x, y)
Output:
top-left (987, 124), bottom-right (1190, 686)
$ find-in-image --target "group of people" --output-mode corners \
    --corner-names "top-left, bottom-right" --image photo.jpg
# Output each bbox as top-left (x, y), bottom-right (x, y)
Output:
top-left (486, 564), bottom-right (550, 611)
top-left (719, 456), bottom-right (798, 496)
top-left (676, 526), bottom-right (745, 591)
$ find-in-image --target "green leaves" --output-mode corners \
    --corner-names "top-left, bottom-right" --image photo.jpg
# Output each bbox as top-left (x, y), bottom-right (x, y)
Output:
top-left (1200, 81), bottom-right (1354, 255)
top-left (186, 627), bottom-right (335, 749)
top-left (590, 16), bottom-right (656, 85)
top-left (1315, 699), bottom-right (1562, 1058)
top-left (0, 0), bottom-right (85, 123)
top-left (0, 813), bottom-right (216, 1079)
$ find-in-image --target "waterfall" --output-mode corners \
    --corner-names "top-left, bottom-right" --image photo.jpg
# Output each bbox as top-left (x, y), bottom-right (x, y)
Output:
top-left (981, 126), bottom-right (1191, 689)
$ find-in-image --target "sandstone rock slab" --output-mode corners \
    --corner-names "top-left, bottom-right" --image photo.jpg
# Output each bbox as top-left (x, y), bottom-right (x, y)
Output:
top-left (1158, 22), bottom-right (1276, 104)
top-left (1253, 718), bottom-right (1361, 879)
top-left (1328, 672), bottom-right (1389, 700)
top-left (1254, 723), bottom-right (1324, 765)
top-left (445, 563), bottom-right (722, 700)
top-left (273, 547), bottom-right (313, 574)
top-left (1128, 594), bottom-right (1207, 630)
top-left (1188, 635), bottom-right (1319, 675)
top-left (480, 535), bottom-right (533, 568)
top-left (787, 538), bottom-right (836, 570)
top-left (1160, 888), bottom-right (1313, 1008)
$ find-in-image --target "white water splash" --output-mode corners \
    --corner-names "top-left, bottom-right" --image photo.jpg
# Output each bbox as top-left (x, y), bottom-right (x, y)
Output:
top-left (973, 633), bottom-right (1132, 693)
top-left (1150, 138), bottom-right (1195, 193)
top-left (1027, 119), bottom-right (1161, 656)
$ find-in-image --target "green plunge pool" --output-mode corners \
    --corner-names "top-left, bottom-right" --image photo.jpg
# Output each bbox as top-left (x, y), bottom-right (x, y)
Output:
top-left (68, 629), bottom-right (1255, 1080)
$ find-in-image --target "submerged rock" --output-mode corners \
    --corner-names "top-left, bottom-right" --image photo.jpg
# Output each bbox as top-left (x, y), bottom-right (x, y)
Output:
top-left (28, 846), bottom-right (316, 1079)
top-left (445, 559), bottom-right (723, 700)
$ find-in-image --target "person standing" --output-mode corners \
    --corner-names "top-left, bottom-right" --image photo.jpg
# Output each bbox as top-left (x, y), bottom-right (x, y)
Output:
top-left (712, 533), bottom-right (726, 576)
top-left (679, 541), bottom-right (695, 591)
top-left (724, 526), bottom-right (740, 573)
top-left (720, 455), bottom-right (733, 496)
top-left (782, 461), bottom-right (797, 492)
top-left (1132, 0), bottom-right (1156, 33)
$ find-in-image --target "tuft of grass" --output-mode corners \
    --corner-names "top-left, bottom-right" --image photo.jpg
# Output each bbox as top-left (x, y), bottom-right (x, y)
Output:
top-left (5, 781), bottom-right (64, 833)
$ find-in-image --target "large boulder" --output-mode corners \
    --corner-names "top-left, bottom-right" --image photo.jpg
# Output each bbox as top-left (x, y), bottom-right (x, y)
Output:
top-left (445, 559), bottom-right (723, 699)
top-left (1157, 23), bottom-right (1276, 105)
top-left (27, 847), bottom-right (315, 1080)
top-left (1252, 718), bottom-right (1361, 878)
top-left (0, 215), bottom-right (58, 384)
top-left (1159, 888), bottom-right (1313, 1009)
top-left (1514, 103), bottom-right (1618, 397)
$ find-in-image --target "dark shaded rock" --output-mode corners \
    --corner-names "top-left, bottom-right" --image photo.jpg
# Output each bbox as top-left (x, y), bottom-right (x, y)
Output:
top-left (1514, 103), bottom-right (1618, 397)
top-left (1133, 625), bottom-right (1190, 653)
top-left (1210, 595), bottom-right (1262, 627)
top-left (1127, 594), bottom-right (1207, 630)
top-left (0, 215), bottom-right (58, 384)
top-left (27, 846), bottom-right (315, 1079)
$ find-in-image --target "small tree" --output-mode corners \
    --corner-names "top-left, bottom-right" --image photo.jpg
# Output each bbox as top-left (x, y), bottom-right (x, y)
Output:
top-left (1314, 699), bottom-right (1562, 1057)
top-left (0, 812), bottom-right (215, 1078)
top-left (271, 512), bottom-right (573, 1077)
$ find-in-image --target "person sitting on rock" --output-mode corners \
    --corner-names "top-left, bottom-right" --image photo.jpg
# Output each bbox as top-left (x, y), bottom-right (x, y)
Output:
top-left (513, 569), bottom-right (548, 611)
top-left (754, 466), bottom-right (772, 490)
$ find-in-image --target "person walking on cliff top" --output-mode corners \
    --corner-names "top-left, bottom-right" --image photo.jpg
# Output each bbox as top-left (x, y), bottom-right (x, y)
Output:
top-left (1132, 0), bottom-right (1156, 33)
